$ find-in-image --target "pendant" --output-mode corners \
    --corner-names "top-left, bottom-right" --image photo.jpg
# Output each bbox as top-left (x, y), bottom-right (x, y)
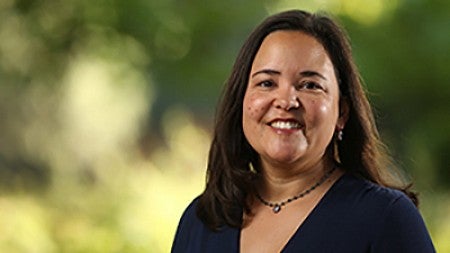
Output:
top-left (272, 204), bottom-right (281, 213)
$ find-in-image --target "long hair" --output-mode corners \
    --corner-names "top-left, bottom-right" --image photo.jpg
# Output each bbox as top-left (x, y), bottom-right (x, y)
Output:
top-left (197, 9), bottom-right (417, 230)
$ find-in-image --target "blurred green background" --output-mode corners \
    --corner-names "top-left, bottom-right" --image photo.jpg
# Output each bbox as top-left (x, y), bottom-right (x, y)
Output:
top-left (0, 0), bottom-right (449, 252)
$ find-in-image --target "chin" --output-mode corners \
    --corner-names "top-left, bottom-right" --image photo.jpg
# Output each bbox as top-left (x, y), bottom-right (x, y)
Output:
top-left (268, 153), bottom-right (304, 165)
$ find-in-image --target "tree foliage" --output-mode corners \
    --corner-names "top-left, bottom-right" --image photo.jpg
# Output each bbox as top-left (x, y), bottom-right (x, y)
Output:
top-left (0, 0), bottom-right (449, 251)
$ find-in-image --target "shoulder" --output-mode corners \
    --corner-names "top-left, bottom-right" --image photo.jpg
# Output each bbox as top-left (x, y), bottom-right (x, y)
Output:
top-left (368, 187), bottom-right (436, 252)
top-left (171, 197), bottom-right (240, 253)
top-left (324, 174), bottom-right (413, 225)
top-left (336, 173), bottom-right (422, 223)
top-left (333, 174), bottom-right (435, 252)
top-left (179, 197), bottom-right (201, 225)
top-left (334, 173), bottom-right (412, 209)
top-left (171, 197), bottom-right (205, 252)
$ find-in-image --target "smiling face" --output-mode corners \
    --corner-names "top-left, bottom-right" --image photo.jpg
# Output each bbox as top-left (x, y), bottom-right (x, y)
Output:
top-left (242, 31), bottom-right (347, 170)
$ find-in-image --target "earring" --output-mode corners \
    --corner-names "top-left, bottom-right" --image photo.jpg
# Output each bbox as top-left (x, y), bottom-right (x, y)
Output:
top-left (333, 131), bottom-right (342, 164)
top-left (337, 130), bottom-right (343, 141)
top-left (249, 163), bottom-right (257, 174)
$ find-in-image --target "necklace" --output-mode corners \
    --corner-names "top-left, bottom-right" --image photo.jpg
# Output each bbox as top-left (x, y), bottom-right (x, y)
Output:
top-left (256, 167), bottom-right (336, 214)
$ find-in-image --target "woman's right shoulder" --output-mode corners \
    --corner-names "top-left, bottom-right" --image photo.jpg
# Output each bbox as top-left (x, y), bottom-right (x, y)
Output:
top-left (171, 196), bottom-right (205, 252)
top-left (171, 196), bottom-right (241, 253)
top-left (176, 196), bottom-right (203, 230)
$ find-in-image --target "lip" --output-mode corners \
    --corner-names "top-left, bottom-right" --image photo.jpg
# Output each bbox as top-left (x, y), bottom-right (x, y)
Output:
top-left (267, 118), bottom-right (304, 132)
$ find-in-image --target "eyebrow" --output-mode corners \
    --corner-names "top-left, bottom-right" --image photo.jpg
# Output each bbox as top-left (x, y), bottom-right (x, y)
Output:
top-left (251, 69), bottom-right (280, 78)
top-left (251, 69), bottom-right (327, 80)
top-left (300, 70), bottom-right (327, 81)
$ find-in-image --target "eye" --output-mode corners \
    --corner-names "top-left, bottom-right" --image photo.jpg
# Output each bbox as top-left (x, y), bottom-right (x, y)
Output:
top-left (299, 81), bottom-right (322, 90)
top-left (257, 80), bottom-right (275, 88)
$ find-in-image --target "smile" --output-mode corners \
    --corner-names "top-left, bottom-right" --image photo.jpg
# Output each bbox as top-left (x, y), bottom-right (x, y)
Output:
top-left (270, 120), bottom-right (302, 130)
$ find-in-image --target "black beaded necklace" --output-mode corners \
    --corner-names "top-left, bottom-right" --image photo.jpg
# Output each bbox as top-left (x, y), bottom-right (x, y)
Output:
top-left (256, 167), bottom-right (336, 214)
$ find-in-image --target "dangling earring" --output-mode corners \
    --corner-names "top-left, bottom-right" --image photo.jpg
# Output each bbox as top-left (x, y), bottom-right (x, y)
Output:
top-left (333, 129), bottom-right (343, 164)
top-left (249, 163), bottom-right (257, 174)
top-left (337, 130), bottom-right (343, 141)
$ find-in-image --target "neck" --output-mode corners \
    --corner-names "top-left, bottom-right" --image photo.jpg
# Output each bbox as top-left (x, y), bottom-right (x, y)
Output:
top-left (257, 157), bottom-right (335, 202)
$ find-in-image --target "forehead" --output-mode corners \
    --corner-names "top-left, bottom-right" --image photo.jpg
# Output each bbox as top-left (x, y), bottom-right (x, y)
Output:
top-left (262, 30), bottom-right (324, 50)
top-left (251, 30), bottom-right (333, 70)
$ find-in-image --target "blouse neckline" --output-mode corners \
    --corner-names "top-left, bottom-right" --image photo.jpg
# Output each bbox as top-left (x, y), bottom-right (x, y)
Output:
top-left (237, 172), bottom-right (349, 252)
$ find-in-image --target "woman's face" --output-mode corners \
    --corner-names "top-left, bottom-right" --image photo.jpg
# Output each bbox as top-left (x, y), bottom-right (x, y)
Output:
top-left (242, 31), bottom-right (347, 169)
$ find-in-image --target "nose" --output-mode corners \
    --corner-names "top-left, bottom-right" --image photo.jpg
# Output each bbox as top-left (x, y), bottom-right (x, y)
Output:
top-left (273, 86), bottom-right (300, 110)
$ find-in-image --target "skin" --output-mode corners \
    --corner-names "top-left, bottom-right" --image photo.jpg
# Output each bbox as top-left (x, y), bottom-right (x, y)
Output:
top-left (240, 31), bottom-right (348, 252)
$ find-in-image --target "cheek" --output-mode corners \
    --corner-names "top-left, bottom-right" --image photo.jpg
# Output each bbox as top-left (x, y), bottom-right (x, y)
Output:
top-left (305, 99), bottom-right (337, 125)
top-left (319, 102), bottom-right (340, 127)
top-left (318, 104), bottom-right (330, 115)
top-left (243, 94), bottom-right (269, 120)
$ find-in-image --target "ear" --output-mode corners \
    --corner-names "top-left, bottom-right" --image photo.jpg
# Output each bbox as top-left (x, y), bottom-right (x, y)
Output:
top-left (337, 97), bottom-right (349, 130)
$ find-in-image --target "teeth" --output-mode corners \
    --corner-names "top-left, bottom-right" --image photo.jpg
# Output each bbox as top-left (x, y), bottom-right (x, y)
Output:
top-left (270, 121), bottom-right (301, 129)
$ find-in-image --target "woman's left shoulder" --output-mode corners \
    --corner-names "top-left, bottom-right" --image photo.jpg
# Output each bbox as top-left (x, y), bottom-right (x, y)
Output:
top-left (370, 189), bottom-right (436, 252)
top-left (368, 182), bottom-right (413, 207)
top-left (339, 173), bottom-right (414, 209)
top-left (351, 177), bottom-right (436, 252)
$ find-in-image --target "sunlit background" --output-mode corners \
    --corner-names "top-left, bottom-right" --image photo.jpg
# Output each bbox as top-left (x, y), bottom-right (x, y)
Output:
top-left (0, 0), bottom-right (449, 252)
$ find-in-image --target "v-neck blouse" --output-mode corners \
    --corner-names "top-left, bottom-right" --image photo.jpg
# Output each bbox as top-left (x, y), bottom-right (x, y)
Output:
top-left (171, 173), bottom-right (435, 253)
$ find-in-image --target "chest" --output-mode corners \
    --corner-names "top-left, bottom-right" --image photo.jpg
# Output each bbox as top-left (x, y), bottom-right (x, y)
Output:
top-left (239, 195), bottom-right (322, 253)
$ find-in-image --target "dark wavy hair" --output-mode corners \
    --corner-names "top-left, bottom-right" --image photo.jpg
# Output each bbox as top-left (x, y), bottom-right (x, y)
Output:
top-left (197, 9), bottom-right (417, 230)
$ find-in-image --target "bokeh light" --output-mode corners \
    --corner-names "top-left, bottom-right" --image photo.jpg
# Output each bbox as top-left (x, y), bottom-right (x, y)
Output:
top-left (0, 0), bottom-right (448, 252)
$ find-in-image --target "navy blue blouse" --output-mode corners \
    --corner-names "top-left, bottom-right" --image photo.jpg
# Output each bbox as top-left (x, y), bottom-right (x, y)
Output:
top-left (172, 174), bottom-right (435, 252)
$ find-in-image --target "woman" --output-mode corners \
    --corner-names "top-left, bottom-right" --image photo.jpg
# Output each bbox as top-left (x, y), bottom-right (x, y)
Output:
top-left (172, 10), bottom-right (435, 252)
